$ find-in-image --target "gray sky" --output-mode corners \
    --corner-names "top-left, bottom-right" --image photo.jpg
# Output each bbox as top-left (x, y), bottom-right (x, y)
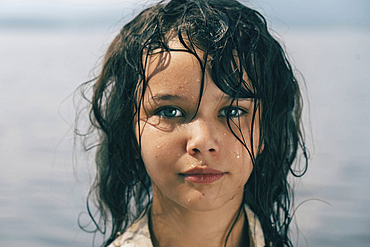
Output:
top-left (0, 0), bottom-right (369, 30)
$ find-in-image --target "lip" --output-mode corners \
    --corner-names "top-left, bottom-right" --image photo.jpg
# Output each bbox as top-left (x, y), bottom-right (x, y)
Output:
top-left (180, 167), bottom-right (226, 184)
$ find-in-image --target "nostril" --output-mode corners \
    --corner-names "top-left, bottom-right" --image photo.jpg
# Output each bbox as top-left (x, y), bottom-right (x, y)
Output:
top-left (209, 148), bottom-right (215, 152)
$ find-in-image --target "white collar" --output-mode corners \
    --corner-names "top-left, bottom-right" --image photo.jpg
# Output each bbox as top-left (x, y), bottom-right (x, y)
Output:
top-left (109, 205), bottom-right (265, 247)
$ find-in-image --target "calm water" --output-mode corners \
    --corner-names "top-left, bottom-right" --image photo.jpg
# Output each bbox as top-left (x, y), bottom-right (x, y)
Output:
top-left (0, 27), bottom-right (369, 246)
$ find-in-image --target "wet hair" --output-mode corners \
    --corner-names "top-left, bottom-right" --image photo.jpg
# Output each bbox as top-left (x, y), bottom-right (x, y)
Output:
top-left (78, 0), bottom-right (308, 246)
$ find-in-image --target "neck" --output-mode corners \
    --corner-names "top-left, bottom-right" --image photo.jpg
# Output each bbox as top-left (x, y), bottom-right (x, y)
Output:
top-left (149, 196), bottom-right (248, 247)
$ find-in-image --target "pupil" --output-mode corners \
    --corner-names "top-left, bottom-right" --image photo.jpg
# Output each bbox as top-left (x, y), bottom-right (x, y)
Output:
top-left (166, 109), bottom-right (176, 116)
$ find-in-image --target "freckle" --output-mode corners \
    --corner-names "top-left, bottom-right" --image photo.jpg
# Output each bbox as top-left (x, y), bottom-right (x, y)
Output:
top-left (202, 193), bottom-right (205, 196)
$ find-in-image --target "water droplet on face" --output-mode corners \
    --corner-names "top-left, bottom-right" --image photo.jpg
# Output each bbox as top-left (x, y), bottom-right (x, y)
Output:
top-left (236, 155), bottom-right (240, 159)
top-left (178, 153), bottom-right (181, 157)
top-left (199, 160), bottom-right (203, 164)
top-left (188, 199), bottom-right (191, 202)
top-left (157, 145), bottom-right (162, 149)
top-left (191, 164), bottom-right (195, 168)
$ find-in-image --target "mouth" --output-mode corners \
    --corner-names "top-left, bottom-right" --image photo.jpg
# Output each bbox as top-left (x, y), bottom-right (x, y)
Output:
top-left (180, 167), bottom-right (226, 184)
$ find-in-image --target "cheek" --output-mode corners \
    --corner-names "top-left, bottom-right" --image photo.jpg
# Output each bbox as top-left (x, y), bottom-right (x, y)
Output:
top-left (138, 122), bottom-right (185, 172)
top-left (235, 146), bottom-right (254, 176)
top-left (231, 117), bottom-right (261, 156)
top-left (225, 135), bottom-right (255, 185)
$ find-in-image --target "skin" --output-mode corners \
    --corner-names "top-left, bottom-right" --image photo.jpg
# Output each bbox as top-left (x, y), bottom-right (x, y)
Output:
top-left (135, 43), bottom-right (260, 247)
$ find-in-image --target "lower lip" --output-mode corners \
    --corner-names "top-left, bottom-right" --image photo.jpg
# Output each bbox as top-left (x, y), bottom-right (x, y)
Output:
top-left (182, 174), bottom-right (225, 184)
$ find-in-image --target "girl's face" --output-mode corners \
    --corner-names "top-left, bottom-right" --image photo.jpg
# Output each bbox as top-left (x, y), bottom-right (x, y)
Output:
top-left (136, 45), bottom-right (260, 212)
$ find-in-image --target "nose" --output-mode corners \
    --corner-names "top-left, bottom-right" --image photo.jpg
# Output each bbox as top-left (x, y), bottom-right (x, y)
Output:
top-left (186, 118), bottom-right (219, 156)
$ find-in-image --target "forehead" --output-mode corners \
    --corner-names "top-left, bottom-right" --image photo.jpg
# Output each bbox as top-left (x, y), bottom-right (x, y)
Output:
top-left (146, 41), bottom-right (201, 77)
top-left (145, 43), bottom-right (203, 95)
top-left (144, 40), bottom-right (252, 98)
top-left (144, 55), bottom-right (202, 107)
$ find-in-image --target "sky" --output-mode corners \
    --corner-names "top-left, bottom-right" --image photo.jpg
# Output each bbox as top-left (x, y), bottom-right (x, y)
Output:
top-left (0, 0), bottom-right (369, 30)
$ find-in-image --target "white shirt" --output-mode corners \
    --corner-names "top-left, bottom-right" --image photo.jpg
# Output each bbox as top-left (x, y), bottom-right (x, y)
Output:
top-left (109, 205), bottom-right (265, 247)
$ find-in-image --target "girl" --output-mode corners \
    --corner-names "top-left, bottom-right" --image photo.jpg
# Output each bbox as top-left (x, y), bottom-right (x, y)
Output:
top-left (79, 0), bottom-right (308, 246)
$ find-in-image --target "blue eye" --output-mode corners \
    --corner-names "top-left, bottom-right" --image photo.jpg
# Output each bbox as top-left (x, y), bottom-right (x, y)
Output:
top-left (156, 107), bottom-right (183, 118)
top-left (219, 106), bottom-right (246, 118)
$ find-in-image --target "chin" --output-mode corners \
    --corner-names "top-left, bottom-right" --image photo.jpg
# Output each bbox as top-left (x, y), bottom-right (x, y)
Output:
top-left (178, 189), bottom-right (243, 212)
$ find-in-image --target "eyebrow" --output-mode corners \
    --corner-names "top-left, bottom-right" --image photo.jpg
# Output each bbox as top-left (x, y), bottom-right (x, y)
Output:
top-left (151, 94), bottom-right (184, 101)
top-left (222, 95), bottom-right (252, 101)
top-left (151, 93), bottom-right (252, 103)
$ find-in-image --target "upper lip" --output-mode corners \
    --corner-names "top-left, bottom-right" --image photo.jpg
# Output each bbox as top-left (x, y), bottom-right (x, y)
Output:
top-left (181, 167), bottom-right (225, 175)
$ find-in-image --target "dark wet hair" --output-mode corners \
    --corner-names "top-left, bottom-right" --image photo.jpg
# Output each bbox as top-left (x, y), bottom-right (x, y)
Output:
top-left (78, 0), bottom-right (308, 246)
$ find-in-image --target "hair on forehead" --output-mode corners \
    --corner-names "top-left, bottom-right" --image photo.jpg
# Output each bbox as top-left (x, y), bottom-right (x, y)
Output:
top-left (133, 0), bottom-right (261, 101)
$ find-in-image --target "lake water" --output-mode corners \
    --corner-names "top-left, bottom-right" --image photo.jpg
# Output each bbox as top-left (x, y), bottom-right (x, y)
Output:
top-left (0, 27), bottom-right (369, 246)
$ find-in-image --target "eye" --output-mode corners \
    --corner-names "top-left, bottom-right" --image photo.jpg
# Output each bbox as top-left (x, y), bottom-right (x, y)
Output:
top-left (219, 106), bottom-right (246, 118)
top-left (156, 107), bottom-right (184, 118)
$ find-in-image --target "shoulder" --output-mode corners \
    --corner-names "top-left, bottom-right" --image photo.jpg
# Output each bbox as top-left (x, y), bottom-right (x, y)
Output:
top-left (244, 204), bottom-right (265, 247)
top-left (108, 209), bottom-right (153, 247)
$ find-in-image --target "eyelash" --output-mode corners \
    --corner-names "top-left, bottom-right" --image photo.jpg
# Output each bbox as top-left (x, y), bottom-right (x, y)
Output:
top-left (154, 106), bottom-right (247, 119)
top-left (155, 106), bottom-right (184, 118)
top-left (219, 106), bottom-right (247, 118)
